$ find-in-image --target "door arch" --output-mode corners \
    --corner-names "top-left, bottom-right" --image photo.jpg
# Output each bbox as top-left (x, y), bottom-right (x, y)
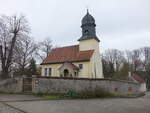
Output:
top-left (64, 69), bottom-right (69, 77)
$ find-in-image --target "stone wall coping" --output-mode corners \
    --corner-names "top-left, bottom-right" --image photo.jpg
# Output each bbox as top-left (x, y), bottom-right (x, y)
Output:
top-left (34, 76), bottom-right (139, 85)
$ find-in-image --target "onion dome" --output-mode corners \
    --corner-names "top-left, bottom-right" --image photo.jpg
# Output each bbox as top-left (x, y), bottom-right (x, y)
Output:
top-left (81, 10), bottom-right (96, 26)
top-left (78, 10), bottom-right (100, 42)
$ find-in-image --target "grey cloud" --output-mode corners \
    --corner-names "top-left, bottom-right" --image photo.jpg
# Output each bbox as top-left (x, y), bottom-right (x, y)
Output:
top-left (0, 0), bottom-right (150, 50)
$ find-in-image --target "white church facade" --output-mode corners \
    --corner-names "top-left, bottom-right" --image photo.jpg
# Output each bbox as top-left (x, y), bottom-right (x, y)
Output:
top-left (41, 10), bottom-right (103, 78)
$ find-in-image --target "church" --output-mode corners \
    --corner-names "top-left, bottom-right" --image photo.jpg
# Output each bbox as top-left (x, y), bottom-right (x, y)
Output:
top-left (41, 10), bottom-right (103, 78)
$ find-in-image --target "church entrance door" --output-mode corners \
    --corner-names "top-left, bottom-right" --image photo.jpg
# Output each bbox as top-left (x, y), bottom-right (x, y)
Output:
top-left (64, 69), bottom-right (69, 77)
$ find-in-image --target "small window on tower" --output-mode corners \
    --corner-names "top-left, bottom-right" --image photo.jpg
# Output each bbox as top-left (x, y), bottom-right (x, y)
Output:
top-left (84, 30), bottom-right (89, 34)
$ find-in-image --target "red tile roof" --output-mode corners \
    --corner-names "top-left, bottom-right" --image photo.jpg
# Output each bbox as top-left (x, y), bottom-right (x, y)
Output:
top-left (41, 45), bottom-right (94, 64)
top-left (131, 74), bottom-right (145, 83)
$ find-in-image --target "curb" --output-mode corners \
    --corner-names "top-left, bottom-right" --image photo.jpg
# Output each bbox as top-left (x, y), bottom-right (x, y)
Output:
top-left (0, 98), bottom-right (49, 102)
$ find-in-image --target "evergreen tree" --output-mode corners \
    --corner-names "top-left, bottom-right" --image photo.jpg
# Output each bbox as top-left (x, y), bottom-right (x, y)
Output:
top-left (29, 58), bottom-right (37, 76)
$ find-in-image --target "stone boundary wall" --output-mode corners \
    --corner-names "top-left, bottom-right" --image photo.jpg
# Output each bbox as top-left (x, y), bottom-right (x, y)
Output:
top-left (0, 78), bottom-right (23, 93)
top-left (32, 77), bottom-right (144, 95)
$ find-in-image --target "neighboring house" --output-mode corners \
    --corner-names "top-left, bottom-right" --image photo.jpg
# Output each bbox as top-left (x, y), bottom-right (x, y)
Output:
top-left (129, 73), bottom-right (146, 92)
top-left (41, 10), bottom-right (103, 78)
top-left (36, 64), bottom-right (41, 76)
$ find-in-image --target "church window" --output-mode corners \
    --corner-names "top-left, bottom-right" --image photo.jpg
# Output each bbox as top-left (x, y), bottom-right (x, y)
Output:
top-left (49, 68), bottom-right (52, 76)
top-left (74, 72), bottom-right (78, 77)
top-left (44, 68), bottom-right (47, 76)
top-left (79, 64), bottom-right (83, 69)
top-left (44, 68), bottom-right (52, 76)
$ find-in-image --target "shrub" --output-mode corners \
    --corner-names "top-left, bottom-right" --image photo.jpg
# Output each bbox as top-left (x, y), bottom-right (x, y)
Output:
top-left (64, 90), bottom-right (80, 98)
top-left (33, 88), bottom-right (115, 99)
top-left (64, 88), bottom-right (114, 99)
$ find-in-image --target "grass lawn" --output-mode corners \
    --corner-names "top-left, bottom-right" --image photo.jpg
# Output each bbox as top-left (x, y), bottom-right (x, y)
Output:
top-left (32, 93), bottom-right (64, 99)
top-left (32, 88), bottom-right (115, 99)
top-left (42, 95), bottom-right (63, 99)
top-left (32, 89), bottom-right (145, 99)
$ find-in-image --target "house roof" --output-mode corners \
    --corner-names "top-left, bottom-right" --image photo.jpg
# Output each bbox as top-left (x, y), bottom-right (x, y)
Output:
top-left (131, 74), bottom-right (145, 83)
top-left (41, 45), bottom-right (94, 65)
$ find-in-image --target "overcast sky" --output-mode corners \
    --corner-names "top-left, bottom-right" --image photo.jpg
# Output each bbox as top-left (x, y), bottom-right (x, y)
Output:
top-left (0, 0), bottom-right (150, 51)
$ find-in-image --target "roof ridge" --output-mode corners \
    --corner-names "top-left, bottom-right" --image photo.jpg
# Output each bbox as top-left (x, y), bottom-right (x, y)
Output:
top-left (54, 45), bottom-right (79, 49)
top-left (79, 49), bottom-right (94, 52)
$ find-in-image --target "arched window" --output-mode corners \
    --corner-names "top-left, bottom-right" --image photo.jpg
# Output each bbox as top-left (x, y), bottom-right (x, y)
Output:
top-left (64, 69), bottom-right (69, 77)
top-left (84, 30), bottom-right (89, 35)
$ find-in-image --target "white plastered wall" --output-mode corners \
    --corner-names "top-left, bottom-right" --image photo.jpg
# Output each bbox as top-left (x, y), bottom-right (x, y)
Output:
top-left (79, 39), bottom-right (103, 78)
top-left (41, 62), bottom-right (91, 78)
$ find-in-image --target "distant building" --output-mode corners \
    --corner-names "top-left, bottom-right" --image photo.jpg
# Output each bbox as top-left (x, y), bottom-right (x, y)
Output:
top-left (129, 73), bottom-right (146, 92)
top-left (41, 10), bottom-right (103, 78)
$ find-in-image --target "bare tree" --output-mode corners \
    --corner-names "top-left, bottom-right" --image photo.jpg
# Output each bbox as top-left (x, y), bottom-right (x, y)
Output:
top-left (125, 49), bottom-right (142, 72)
top-left (103, 49), bottom-right (125, 72)
top-left (36, 37), bottom-right (53, 61)
top-left (140, 47), bottom-right (150, 71)
top-left (125, 50), bottom-right (132, 64)
top-left (125, 50), bottom-right (133, 71)
top-left (0, 15), bottom-right (30, 79)
top-left (131, 49), bottom-right (142, 72)
top-left (140, 47), bottom-right (150, 88)
top-left (13, 37), bottom-right (37, 75)
top-left (102, 49), bottom-right (125, 79)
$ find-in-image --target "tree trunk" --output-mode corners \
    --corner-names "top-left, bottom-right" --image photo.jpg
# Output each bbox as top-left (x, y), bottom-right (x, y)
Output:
top-left (0, 33), bottom-right (17, 80)
top-left (1, 68), bottom-right (9, 79)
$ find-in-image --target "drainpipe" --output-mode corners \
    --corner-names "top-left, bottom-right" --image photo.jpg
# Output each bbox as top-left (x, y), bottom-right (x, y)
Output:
top-left (94, 62), bottom-right (96, 78)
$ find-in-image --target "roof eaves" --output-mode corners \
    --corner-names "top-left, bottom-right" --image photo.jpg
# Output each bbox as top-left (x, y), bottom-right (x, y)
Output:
top-left (40, 59), bottom-right (90, 65)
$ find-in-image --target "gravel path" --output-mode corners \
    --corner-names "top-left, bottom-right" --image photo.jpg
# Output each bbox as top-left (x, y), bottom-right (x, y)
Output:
top-left (0, 102), bottom-right (25, 113)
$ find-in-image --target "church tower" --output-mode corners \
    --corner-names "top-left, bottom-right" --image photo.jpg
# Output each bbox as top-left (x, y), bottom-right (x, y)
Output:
top-left (78, 9), bottom-right (100, 43)
top-left (78, 10), bottom-right (103, 78)
top-left (78, 10), bottom-right (100, 51)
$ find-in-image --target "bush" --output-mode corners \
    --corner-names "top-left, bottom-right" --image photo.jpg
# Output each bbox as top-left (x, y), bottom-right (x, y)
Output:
top-left (64, 90), bottom-right (80, 98)
top-left (33, 88), bottom-right (115, 99)
top-left (32, 92), bottom-right (45, 96)
top-left (32, 92), bottom-right (64, 99)
top-left (64, 88), bottom-right (115, 99)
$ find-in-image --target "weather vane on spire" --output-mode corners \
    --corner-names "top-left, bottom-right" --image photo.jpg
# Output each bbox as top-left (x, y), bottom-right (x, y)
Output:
top-left (87, 9), bottom-right (89, 13)
top-left (86, 6), bottom-right (89, 13)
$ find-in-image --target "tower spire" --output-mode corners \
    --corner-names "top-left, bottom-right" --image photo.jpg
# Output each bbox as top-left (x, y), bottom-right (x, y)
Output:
top-left (87, 8), bottom-right (89, 14)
